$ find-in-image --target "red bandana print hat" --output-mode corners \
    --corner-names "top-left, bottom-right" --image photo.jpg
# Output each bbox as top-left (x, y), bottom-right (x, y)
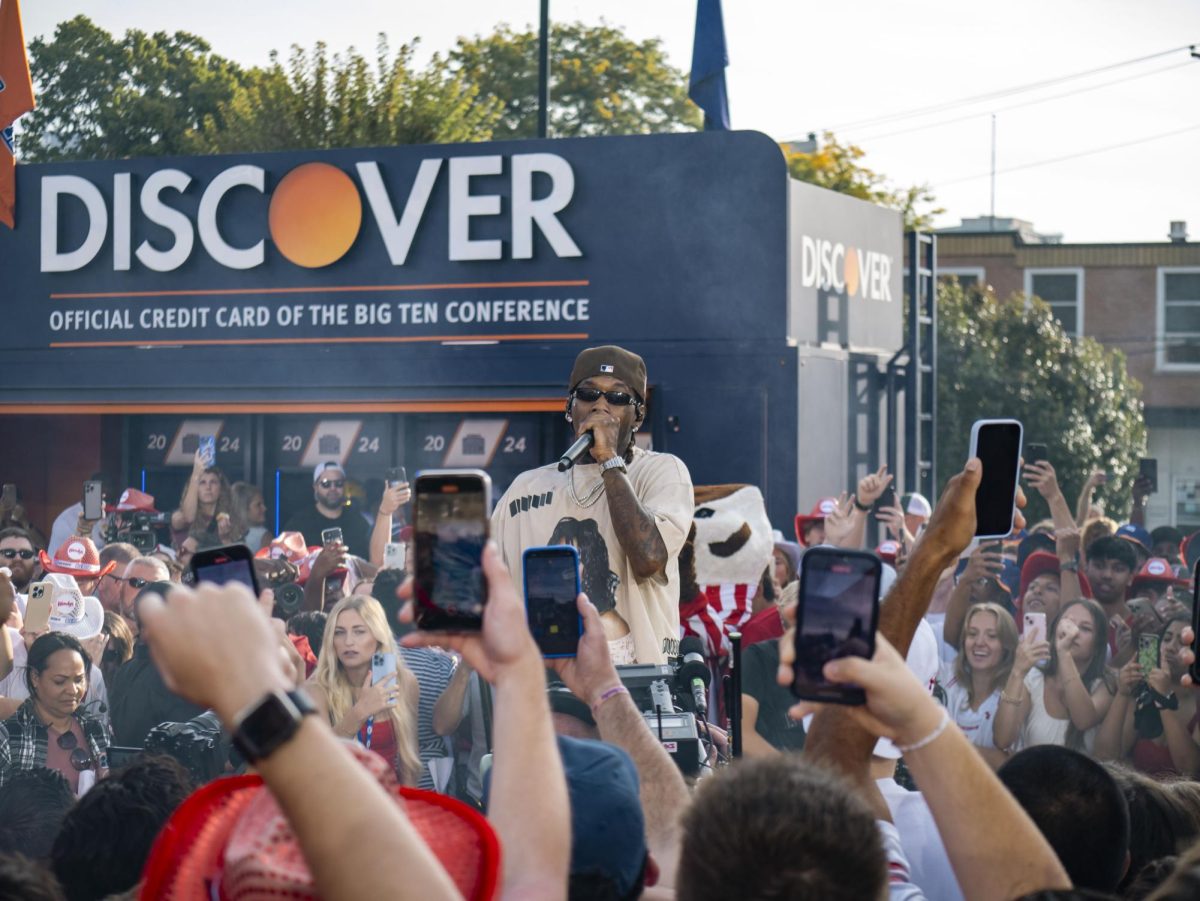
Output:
top-left (140, 743), bottom-right (500, 900)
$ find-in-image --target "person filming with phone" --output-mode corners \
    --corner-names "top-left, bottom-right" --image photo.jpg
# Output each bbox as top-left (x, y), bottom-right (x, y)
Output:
top-left (492, 346), bottom-right (694, 665)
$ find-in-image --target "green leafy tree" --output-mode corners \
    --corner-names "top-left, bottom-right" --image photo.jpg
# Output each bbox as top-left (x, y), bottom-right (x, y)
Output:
top-left (782, 132), bottom-right (942, 230)
top-left (19, 16), bottom-right (244, 161)
top-left (195, 38), bottom-right (502, 153)
top-left (936, 280), bottom-right (1147, 522)
top-left (449, 22), bottom-right (701, 139)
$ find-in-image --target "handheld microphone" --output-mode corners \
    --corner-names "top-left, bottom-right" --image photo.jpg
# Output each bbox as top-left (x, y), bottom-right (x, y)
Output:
top-left (678, 636), bottom-right (711, 717)
top-left (557, 431), bottom-right (594, 472)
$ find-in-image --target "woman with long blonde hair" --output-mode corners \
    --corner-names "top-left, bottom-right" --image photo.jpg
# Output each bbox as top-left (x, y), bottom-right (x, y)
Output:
top-left (308, 595), bottom-right (421, 785)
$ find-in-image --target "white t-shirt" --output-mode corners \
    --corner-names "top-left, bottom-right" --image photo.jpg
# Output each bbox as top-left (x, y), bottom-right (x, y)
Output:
top-left (1020, 668), bottom-right (1097, 753)
top-left (878, 779), bottom-right (962, 901)
top-left (49, 502), bottom-right (106, 556)
top-left (0, 626), bottom-right (109, 724)
top-left (491, 446), bottom-right (693, 665)
top-left (938, 661), bottom-right (1001, 751)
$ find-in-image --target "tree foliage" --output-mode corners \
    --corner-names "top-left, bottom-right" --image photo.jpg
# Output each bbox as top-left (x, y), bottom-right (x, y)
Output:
top-left (936, 280), bottom-right (1147, 522)
top-left (194, 38), bottom-right (502, 153)
top-left (782, 132), bottom-right (942, 231)
top-left (19, 16), bottom-right (244, 162)
top-left (449, 22), bottom-right (701, 139)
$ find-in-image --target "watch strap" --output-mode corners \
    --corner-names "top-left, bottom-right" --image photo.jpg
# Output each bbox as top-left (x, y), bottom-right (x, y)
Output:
top-left (600, 456), bottom-right (628, 474)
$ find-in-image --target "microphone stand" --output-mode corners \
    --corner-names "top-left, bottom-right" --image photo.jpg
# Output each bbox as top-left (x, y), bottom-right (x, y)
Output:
top-left (729, 631), bottom-right (742, 759)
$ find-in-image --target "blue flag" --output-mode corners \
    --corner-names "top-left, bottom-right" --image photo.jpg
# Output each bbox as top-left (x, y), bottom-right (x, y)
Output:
top-left (688, 0), bottom-right (730, 131)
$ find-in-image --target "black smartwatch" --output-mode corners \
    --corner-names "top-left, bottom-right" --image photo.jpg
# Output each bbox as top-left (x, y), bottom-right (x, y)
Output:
top-left (231, 688), bottom-right (317, 763)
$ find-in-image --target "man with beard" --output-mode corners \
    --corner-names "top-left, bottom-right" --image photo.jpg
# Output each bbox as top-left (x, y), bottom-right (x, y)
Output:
top-left (491, 346), bottom-right (694, 664)
top-left (284, 462), bottom-right (371, 559)
top-left (0, 528), bottom-right (40, 595)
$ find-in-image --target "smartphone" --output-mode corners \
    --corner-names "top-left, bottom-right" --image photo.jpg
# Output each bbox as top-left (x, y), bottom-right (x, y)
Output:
top-left (1023, 611), bottom-right (1047, 644)
top-left (321, 527), bottom-right (343, 547)
top-left (107, 746), bottom-right (144, 769)
top-left (1138, 633), bottom-right (1161, 673)
top-left (24, 583), bottom-right (52, 633)
top-left (371, 651), bottom-right (397, 687)
top-left (969, 419), bottom-right (1024, 538)
top-left (523, 545), bottom-right (583, 658)
top-left (189, 544), bottom-right (261, 596)
top-left (1025, 443), bottom-right (1048, 466)
top-left (384, 541), bottom-right (407, 571)
top-left (199, 435), bottom-right (216, 466)
top-left (790, 547), bottom-right (882, 705)
top-left (413, 469), bottom-right (491, 631)
top-left (1140, 458), bottom-right (1159, 494)
top-left (387, 467), bottom-right (408, 488)
top-left (872, 484), bottom-right (897, 515)
top-left (81, 480), bottom-right (104, 521)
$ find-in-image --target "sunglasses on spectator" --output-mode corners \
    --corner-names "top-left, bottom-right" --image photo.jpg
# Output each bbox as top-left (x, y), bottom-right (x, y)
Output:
top-left (572, 387), bottom-right (639, 406)
top-left (56, 730), bottom-right (96, 772)
top-left (318, 479), bottom-right (346, 489)
top-left (0, 549), bottom-right (35, 560)
top-left (109, 575), bottom-right (151, 589)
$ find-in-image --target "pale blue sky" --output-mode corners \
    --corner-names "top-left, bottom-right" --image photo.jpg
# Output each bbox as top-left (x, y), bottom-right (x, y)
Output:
top-left (20, 0), bottom-right (1200, 243)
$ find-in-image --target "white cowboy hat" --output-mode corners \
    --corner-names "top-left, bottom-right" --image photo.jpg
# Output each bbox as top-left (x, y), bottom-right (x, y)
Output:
top-left (43, 573), bottom-right (104, 640)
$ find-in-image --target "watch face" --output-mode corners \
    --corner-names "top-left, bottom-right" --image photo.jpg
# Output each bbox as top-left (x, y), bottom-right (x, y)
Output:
top-left (236, 692), bottom-right (301, 760)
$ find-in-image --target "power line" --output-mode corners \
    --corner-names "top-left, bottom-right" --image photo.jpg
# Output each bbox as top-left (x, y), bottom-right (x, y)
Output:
top-left (849, 59), bottom-right (1196, 144)
top-left (784, 43), bottom-right (1196, 139)
top-left (932, 122), bottom-right (1200, 187)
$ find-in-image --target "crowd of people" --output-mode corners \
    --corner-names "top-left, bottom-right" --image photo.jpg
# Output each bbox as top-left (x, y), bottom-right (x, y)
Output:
top-left (0, 344), bottom-right (1199, 899)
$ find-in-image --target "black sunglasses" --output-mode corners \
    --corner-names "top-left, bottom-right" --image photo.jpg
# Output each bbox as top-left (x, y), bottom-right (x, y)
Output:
top-left (56, 731), bottom-right (96, 772)
top-left (0, 548), bottom-right (35, 560)
top-left (572, 387), bottom-right (639, 406)
top-left (109, 575), bottom-right (150, 589)
top-left (319, 479), bottom-right (346, 489)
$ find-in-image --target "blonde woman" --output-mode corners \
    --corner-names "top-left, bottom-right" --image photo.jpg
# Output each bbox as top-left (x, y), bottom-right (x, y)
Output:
top-left (939, 602), bottom-right (1019, 768)
top-left (308, 595), bottom-right (421, 785)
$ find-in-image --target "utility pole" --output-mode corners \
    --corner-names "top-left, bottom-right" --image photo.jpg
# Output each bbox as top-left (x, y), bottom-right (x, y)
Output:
top-left (989, 113), bottom-right (996, 230)
top-left (537, 0), bottom-right (550, 138)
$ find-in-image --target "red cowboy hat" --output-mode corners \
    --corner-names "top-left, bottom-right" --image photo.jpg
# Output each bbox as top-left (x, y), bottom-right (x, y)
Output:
top-left (105, 488), bottom-right (159, 514)
top-left (38, 537), bottom-right (116, 579)
top-left (141, 743), bottom-right (500, 900)
top-left (794, 497), bottom-right (839, 547)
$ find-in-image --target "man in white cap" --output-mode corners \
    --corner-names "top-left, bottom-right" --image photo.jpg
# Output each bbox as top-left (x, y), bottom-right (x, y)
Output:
top-left (0, 573), bottom-right (109, 724)
top-left (901, 493), bottom-right (933, 540)
top-left (283, 461), bottom-right (371, 558)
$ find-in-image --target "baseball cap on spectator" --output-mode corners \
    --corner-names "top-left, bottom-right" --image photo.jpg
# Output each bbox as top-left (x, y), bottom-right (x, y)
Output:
top-left (38, 537), bottom-right (116, 579)
top-left (794, 498), bottom-right (838, 546)
top-left (105, 488), bottom-right (158, 514)
top-left (901, 492), bottom-right (933, 519)
top-left (1131, 557), bottom-right (1176, 591)
top-left (312, 461), bottom-right (346, 484)
top-left (142, 742), bottom-right (500, 900)
top-left (875, 540), bottom-right (900, 565)
top-left (42, 575), bottom-right (104, 641)
top-left (1115, 523), bottom-right (1152, 555)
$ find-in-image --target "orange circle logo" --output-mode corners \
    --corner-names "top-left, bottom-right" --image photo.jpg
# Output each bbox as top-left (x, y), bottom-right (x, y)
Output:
top-left (844, 246), bottom-right (860, 297)
top-left (268, 163), bottom-right (363, 268)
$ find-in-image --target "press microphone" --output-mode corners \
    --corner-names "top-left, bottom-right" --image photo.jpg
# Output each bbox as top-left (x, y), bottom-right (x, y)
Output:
top-left (557, 431), bottom-right (594, 472)
top-left (678, 636), bottom-right (711, 717)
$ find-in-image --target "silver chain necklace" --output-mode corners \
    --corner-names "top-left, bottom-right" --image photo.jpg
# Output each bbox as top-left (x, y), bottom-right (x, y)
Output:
top-left (568, 465), bottom-right (607, 508)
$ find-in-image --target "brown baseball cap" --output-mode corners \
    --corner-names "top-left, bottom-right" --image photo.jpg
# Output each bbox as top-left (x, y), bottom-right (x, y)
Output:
top-left (569, 345), bottom-right (647, 401)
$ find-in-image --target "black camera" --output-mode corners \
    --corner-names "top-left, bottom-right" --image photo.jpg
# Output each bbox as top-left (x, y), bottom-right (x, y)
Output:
top-left (145, 710), bottom-right (233, 783)
top-left (104, 511), bottom-right (169, 553)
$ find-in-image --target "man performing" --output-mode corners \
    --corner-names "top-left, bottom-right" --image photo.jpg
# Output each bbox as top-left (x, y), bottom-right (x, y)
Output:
top-left (491, 346), bottom-right (694, 664)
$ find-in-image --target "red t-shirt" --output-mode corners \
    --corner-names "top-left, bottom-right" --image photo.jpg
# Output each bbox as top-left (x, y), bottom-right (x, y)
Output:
top-left (741, 605), bottom-right (785, 647)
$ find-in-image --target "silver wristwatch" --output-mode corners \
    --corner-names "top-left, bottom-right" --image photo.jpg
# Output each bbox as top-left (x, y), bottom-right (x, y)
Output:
top-left (600, 456), bottom-right (628, 474)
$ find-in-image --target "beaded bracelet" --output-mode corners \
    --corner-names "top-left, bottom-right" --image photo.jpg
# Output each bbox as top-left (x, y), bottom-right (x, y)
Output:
top-left (895, 708), bottom-right (952, 754)
top-left (591, 684), bottom-right (630, 717)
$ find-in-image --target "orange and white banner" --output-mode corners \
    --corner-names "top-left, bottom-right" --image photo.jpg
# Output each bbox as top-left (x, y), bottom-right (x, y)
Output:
top-left (0, 0), bottom-right (35, 229)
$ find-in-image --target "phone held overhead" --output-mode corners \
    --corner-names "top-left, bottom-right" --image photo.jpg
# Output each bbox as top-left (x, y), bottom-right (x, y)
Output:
top-left (970, 419), bottom-right (1023, 539)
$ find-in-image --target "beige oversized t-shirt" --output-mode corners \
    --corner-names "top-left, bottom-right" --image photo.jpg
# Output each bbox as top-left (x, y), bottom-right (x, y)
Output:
top-left (491, 446), bottom-right (693, 665)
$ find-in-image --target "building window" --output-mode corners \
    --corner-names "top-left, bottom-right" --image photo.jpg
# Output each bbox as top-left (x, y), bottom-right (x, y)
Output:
top-left (1024, 268), bottom-right (1084, 337)
top-left (1158, 267), bottom-right (1200, 369)
top-left (937, 267), bottom-right (985, 293)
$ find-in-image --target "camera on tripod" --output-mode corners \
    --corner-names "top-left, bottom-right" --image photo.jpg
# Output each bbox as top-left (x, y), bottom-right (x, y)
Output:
top-left (104, 511), bottom-right (169, 553)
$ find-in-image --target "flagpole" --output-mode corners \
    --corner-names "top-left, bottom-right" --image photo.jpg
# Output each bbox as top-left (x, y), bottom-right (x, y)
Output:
top-left (537, 0), bottom-right (549, 139)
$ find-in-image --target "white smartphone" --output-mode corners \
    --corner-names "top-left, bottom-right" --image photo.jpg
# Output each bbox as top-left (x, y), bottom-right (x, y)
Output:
top-left (383, 541), bottom-right (406, 571)
top-left (1023, 611), bottom-right (1047, 644)
top-left (968, 419), bottom-right (1023, 539)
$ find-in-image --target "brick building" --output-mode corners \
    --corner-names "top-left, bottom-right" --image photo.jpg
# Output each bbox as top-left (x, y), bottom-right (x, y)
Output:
top-left (937, 217), bottom-right (1200, 531)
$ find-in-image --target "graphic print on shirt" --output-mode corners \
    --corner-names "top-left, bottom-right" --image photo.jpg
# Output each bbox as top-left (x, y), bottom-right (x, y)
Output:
top-left (547, 516), bottom-right (621, 618)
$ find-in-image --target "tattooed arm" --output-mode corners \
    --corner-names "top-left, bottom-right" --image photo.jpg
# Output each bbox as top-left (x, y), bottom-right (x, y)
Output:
top-left (602, 468), bottom-right (669, 581)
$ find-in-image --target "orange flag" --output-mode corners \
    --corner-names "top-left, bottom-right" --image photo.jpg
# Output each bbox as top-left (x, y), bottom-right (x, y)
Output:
top-left (0, 0), bottom-right (35, 229)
